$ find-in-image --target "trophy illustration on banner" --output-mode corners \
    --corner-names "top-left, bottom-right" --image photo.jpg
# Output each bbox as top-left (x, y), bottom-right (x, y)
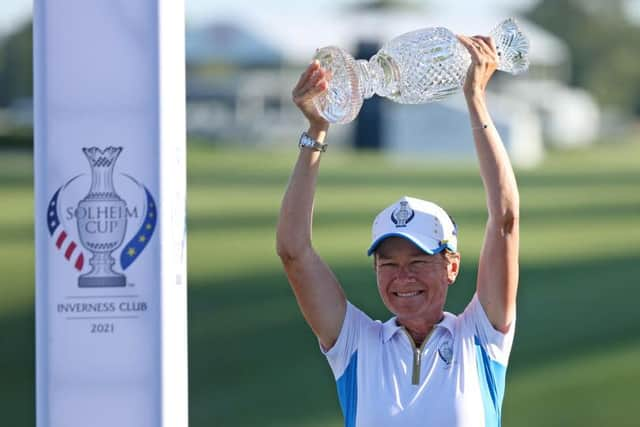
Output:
top-left (312, 18), bottom-right (530, 124)
top-left (76, 146), bottom-right (128, 287)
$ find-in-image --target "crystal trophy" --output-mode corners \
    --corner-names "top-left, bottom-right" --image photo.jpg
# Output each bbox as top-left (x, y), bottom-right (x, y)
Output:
top-left (313, 18), bottom-right (529, 124)
top-left (77, 146), bottom-right (128, 287)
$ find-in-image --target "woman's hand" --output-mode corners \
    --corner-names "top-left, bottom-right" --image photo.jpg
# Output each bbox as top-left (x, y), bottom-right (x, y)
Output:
top-left (292, 60), bottom-right (330, 132)
top-left (457, 35), bottom-right (499, 101)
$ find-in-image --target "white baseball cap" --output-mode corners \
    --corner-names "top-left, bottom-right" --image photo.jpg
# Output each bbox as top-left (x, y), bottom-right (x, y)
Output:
top-left (367, 196), bottom-right (458, 256)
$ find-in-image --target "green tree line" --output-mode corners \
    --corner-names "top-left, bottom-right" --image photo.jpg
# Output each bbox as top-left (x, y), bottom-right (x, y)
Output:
top-left (0, 19), bottom-right (31, 107)
top-left (526, 0), bottom-right (640, 115)
top-left (1, 1), bottom-right (639, 115)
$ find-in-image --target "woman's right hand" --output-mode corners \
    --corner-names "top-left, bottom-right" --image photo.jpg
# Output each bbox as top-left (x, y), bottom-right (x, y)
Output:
top-left (292, 60), bottom-right (330, 131)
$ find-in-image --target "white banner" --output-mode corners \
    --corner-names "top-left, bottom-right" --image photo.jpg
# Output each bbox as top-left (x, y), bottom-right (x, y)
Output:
top-left (34, 1), bottom-right (188, 426)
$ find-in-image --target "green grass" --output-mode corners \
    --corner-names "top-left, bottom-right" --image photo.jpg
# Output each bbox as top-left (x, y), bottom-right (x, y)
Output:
top-left (1, 140), bottom-right (639, 426)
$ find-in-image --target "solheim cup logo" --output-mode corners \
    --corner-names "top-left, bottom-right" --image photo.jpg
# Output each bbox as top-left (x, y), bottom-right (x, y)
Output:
top-left (47, 146), bottom-right (157, 287)
top-left (391, 201), bottom-right (415, 228)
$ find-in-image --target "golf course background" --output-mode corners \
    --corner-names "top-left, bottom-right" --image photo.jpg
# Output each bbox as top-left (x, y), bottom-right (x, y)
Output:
top-left (1, 138), bottom-right (639, 426)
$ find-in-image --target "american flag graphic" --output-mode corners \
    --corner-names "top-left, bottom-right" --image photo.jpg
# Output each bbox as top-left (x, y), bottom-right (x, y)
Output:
top-left (47, 187), bottom-right (85, 271)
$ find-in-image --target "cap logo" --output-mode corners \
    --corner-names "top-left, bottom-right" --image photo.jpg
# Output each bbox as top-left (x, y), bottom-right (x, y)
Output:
top-left (391, 201), bottom-right (415, 228)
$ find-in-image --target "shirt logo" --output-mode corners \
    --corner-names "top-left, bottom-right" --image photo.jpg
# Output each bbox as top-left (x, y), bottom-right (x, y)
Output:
top-left (438, 339), bottom-right (453, 367)
top-left (391, 201), bottom-right (415, 228)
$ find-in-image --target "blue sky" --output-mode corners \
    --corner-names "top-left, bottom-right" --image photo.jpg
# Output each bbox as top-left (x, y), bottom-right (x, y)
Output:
top-left (1, 0), bottom-right (537, 34)
top-left (3, 0), bottom-right (363, 33)
top-left (1, 0), bottom-right (31, 34)
top-left (3, 0), bottom-right (639, 35)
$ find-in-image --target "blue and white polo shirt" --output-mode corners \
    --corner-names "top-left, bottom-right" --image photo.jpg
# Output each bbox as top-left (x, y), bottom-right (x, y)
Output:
top-left (321, 294), bottom-right (515, 427)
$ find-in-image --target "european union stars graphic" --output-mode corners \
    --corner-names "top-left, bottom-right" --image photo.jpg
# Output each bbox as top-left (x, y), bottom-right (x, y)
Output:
top-left (120, 188), bottom-right (156, 270)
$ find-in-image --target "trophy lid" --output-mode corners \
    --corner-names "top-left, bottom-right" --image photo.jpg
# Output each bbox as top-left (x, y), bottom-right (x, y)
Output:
top-left (491, 18), bottom-right (530, 75)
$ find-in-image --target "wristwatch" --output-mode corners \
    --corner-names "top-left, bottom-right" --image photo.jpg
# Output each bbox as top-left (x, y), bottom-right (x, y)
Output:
top-left (298, 132), bottom-right (328, 152)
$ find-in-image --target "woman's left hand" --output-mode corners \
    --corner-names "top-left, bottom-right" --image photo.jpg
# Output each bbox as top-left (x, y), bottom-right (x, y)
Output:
top-left (457, 35), bottom-right (498, 100)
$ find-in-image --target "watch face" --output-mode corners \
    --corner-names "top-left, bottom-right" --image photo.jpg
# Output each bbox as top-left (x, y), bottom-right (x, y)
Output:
top-left (299, 133), bottom-right (327, 152)
top-left (300, 134), bottom-right (313, 147)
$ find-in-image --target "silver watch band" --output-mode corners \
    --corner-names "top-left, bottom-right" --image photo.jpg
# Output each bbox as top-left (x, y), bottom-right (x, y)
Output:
top-left (298, 132), bottom-right (328, 152)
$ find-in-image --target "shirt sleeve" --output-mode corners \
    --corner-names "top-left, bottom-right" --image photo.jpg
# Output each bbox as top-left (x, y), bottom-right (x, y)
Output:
top-left (319, 301), bottom-right (374, 380)
top-left (459, 293), bottom-right (516, 366)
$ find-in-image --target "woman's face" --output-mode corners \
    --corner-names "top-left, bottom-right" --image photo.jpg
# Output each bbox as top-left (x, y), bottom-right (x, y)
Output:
top-left (374, 237), bottom-right (459, 324)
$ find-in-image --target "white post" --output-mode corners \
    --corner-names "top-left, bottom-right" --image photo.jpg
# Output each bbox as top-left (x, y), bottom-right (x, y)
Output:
top-left (33, 1), bottom-right (188, 426)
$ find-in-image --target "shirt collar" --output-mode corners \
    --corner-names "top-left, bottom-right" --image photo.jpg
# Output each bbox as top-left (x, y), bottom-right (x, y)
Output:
top-left (382, 311), bottom-right (456, 342)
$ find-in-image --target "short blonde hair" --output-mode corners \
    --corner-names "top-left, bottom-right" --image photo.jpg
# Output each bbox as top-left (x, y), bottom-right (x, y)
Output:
top-left (373, 247), bottom-right (459, 269)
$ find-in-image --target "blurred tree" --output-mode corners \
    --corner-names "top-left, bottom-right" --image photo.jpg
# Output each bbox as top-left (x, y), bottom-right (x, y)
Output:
top-left (0, 19), bottom-right (33, 107)
top-left (527, 0), bottom-right (640, 115)
top-left (348, 0), bottom-right (422, 11)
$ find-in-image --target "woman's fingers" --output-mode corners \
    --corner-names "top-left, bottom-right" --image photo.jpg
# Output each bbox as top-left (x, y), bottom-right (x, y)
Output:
top-left (304, 60), bottom-right (320, 80)
top-left (302, 69), bottom-right (323, 92)
top-left (471, 36), bottom-right (498, 58)
top-left (469, 36), bottom-right (487, 52)
top-left (457, 35), bottom-right (477, 51)
top-left (310, 78), bottom-right (328, 96)
top-left (476, 35), bottom-right (495, 49)
top-left (458, 35), bottom-right (498, 95)
top-left (293, 61), bottom-right (320, 93)
top-left (458, 35), bottom-right (498, 64)
top-left (457, 35), bottom-right (481, 61)
top-left (295, 67), bottom-right (327, 101)
top-left (486, 36), bottom-right (498, 57)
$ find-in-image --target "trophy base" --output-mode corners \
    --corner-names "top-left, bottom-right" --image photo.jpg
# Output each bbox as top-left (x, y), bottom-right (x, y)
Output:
top-left (78, 275), bottom-right (126, 288)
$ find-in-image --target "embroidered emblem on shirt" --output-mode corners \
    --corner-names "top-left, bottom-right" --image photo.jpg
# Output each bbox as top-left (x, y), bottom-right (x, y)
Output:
top-left (391, 201), bottom-right (415, 228)
top-left (438, 339), bottom-right (453, 367)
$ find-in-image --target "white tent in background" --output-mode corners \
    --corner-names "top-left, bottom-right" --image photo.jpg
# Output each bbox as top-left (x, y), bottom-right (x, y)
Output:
top-left (383, 93), bottom-right (544, 169)
top-left (501, 79), bottom-right (601, 148)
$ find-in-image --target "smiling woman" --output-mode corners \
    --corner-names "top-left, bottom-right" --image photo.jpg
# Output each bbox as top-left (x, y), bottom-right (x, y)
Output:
top-left (277, 33), bottom-right (519, 427)
top-left (373, 234), bottom-right (459, 347)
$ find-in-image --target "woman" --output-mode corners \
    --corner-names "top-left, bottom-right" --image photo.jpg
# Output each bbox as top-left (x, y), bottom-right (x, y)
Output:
top-left (276, 34), bottom-right (520, 427)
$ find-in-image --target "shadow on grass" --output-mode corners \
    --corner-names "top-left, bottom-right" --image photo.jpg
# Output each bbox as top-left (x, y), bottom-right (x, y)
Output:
top-left (189, 252), bottom-right (640, 426)
top-left (2, 254), bottom-right (639, 427)
top-left (181, 201), bottom-right (639, 234)
top-left (187, 168), bottom-right (640, 190)
top-left (189, 253), bottom-right (640, 427)
top-left (3, 197), bottom-right (637, 248)
top-left (0, 307), bottom-right (35, 424)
